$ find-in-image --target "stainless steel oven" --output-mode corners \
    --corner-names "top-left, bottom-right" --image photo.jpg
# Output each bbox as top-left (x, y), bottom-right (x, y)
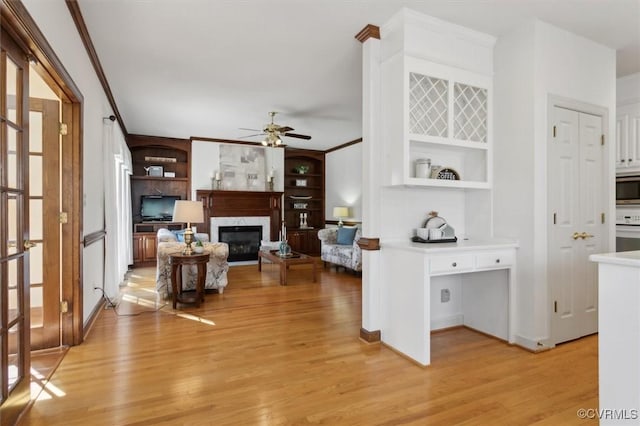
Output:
top-left (616, 207), bottom-right (640, 252)
top-left (616, 175), bottom-right (640, 205)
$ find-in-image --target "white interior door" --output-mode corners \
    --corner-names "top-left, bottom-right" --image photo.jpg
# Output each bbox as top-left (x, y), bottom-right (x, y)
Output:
top-left (549, 106), bottom-right (605, 344)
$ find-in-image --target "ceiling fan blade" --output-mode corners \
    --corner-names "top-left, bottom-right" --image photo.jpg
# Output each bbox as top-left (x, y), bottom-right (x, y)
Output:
top-left (278, 126), bottom-right (294, 132)
top-left (239, 127), bottom-right (262, 132)
top-left (238, 133), bottom-right (265, 139)
top-left (284, 132), bottom-right (311, 140)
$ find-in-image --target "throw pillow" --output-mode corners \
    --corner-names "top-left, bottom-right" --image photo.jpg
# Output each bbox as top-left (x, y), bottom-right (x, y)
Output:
top-left (172, 230), bottom-right (185, 242)
top-left (336, 227), bottom-right (357, 245)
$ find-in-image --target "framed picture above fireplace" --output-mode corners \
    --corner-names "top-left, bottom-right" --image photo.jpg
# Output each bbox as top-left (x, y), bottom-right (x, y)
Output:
top-left (219, 145), bottom-right (267, 191)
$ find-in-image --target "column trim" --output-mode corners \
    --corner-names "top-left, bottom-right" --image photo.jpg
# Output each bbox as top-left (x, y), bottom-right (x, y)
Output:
top-left (355, 24), bottom-right (380, 43)
top-left (359, 327), bottom-right (381, 343)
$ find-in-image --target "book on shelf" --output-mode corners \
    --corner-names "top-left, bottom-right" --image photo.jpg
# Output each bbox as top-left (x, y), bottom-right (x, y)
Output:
top-left (144, 156), bottom-right (177, 163)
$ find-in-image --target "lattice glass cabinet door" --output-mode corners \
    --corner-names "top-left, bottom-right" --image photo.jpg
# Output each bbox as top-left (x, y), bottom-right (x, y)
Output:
top-left (453, 82), bottom-right (488, 143)
top-left (409, 72), bottom-right (449, 137)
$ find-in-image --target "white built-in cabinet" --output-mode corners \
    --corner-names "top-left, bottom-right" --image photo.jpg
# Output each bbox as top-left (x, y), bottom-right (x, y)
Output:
top-left (382, 56), bottom-right (492, 189)
top-left (616, 103), bottom-right (640, 172)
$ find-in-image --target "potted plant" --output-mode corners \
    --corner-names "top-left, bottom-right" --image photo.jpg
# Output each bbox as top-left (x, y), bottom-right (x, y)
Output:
top-left (193, 238), bottom-right (204, 253)
top-left (294, 164), bottom-right (309, 174)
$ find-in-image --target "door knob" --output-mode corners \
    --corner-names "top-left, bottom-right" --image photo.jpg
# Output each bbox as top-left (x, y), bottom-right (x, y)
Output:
top-left (579, 232), bottom-right (594, 239)
top-left (24, 240), bottom-right (37, 250)
top-left (572, 232), bottom-right (581, 240)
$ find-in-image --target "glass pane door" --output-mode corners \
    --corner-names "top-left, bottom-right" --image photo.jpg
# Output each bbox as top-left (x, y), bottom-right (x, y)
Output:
top-left (1, 28), bottom-right (31, 422)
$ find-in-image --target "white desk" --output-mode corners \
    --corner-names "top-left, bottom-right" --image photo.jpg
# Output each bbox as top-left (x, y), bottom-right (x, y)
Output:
top-left (381, 239), bottom-right (518, 366)
top-left (590, 251), bottom-right (640, 425)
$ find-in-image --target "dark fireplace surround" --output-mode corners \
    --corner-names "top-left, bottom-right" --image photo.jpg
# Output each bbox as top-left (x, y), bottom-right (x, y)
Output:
top-left (196, 190), bottom-right (283, 261)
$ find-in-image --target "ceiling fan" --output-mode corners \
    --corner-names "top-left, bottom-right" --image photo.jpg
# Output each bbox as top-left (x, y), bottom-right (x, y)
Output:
top-left (240, 112), bottom-right (311, 147)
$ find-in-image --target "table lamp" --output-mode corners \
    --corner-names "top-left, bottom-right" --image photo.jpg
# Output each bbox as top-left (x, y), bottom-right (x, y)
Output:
top-left (172, 200), bottom-right (204, 255)
top-left (333, 206), bottom-right (349, 227)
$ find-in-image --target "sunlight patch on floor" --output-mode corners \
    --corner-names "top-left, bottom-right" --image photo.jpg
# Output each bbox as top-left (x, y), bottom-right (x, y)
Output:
top-left (121, 293), bottom-right (163, 309)
top-left (120, 267), bottom-right (216, 325)
top-left (30, 367), bottom-right (66, 400)
top-left (174, 312), bottom-right (216, 326)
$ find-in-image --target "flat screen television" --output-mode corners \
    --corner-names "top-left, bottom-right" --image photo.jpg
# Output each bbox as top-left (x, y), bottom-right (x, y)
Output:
top-left (140, 195), bottom-right (180, 221)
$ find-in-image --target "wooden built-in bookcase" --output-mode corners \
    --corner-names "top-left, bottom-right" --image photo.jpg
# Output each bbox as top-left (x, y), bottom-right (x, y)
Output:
top-left (283, 149), bottom-right (325, 255)
top-left (127, 134), bottom-right (192, 266)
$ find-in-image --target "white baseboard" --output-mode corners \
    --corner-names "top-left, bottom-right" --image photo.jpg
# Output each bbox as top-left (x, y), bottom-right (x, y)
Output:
top-left (431, 314), bottom-right (463, 331)
top-left (514, 334), bottom-right (553, 352)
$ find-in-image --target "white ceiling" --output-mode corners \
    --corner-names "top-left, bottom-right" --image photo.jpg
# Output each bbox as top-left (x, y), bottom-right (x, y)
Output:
top-left (78, 0), bottom-right (640, 151)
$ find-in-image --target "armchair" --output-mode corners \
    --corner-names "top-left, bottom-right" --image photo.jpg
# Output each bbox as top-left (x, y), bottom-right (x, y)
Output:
top-left (155, 228), bottom-right (228, 298)
top-left (317, 227), bottom-right (362, 273)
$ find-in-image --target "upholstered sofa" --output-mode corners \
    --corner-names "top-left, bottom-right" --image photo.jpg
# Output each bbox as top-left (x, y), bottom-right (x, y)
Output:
top-left (155, 228), bottom-right (229, 298)
top-left (317, 227), bottom-right (362, 273)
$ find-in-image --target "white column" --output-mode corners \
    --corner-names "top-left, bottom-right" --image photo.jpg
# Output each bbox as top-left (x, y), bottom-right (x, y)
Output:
top-left (361, 33), bottom-right (382, 334)
top-left (590, 253), bottom-right (640, 425)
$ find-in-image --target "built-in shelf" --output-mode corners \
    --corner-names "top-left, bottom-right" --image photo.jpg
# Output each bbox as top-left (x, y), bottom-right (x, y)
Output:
top-left (402, 178), bottom-right (490, 189)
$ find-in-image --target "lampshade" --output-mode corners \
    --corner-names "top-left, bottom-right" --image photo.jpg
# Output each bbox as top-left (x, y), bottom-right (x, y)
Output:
top-left (333, 206), bottom-right (349, 218)
top-left (172, 200), bottom-right (204, 223)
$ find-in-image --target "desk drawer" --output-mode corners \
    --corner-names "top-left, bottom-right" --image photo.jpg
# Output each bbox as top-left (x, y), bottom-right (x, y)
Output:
top-left (430, 254), bottom-right (474, 274)
top-left (476, 251), bottom-right (514, 269)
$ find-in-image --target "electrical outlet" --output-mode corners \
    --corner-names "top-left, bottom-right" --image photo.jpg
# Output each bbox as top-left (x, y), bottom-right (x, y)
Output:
top-left (441, 289), bottom-right (450, 303)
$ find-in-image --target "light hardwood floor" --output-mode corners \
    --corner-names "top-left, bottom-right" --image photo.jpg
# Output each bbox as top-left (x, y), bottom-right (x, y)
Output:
top-left (20, 261), bottom-right (597, 425)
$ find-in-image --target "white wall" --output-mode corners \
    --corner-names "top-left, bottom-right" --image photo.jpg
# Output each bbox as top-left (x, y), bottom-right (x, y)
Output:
top-left (325, 143), bottom-right (362, 222)
top-left (617, 72), bottom-right (640, 106)
top-left (494, 19), bottom-right (616, 347)
top-left (493, 21), bottom-right (538, 346)
top-left (24, 0), bottom-right (127, 324)
top-left (380, 187), bottom-right (466, 239)
top-left (191, 140), bottom-right (284, 199)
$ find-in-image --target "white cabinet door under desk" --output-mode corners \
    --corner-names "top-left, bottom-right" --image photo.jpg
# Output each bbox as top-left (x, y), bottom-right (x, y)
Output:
top-left (380, 239), bottom-right (518, 367)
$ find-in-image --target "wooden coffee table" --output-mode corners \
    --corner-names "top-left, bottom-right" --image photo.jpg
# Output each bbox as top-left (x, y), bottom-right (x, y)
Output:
top-left (258, 250), bottom-right (316, 286)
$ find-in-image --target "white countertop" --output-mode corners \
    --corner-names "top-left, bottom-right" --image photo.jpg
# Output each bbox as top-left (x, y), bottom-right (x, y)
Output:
top-left (590, 251), bottom-right (640, 267)
top-left (383, 237), bottom-right (519, 253)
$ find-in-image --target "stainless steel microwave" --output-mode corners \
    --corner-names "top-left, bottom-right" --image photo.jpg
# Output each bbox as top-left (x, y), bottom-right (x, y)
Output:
top-left (617, 175), bottom-right (640, 205)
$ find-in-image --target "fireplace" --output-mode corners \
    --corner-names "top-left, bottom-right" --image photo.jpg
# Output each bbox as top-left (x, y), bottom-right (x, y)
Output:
top-left (219, 225), bottom-right (263, 262)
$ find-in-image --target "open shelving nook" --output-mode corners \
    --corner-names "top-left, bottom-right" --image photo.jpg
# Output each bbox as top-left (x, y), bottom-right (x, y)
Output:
top-left (407, 138), bottom-right (489, 189)
top-left (128, 135), bottom-right (192, 223)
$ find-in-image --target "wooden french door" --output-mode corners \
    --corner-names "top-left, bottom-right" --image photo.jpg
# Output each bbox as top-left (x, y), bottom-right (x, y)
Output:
top-left (0, 27), bottom-right (31, 424)
top-left (549, 105), bottom-right (605, 344)
top-left (28, 98), bottom-right (61, 350)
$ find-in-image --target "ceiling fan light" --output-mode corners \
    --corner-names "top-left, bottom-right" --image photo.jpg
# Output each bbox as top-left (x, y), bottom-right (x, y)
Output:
top-left (261, 140), bottom-right (268, 146)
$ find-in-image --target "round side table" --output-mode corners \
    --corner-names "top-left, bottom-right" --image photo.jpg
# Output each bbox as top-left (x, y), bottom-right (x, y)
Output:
top-left (168, 252), bottom-right (209, 309)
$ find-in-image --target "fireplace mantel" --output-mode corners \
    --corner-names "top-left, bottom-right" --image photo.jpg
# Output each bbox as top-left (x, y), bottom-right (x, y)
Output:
top-left (196, 190), bottom-right (283, 240)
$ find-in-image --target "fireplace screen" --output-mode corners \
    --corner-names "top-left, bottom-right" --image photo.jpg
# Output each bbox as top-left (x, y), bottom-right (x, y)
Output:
top-left (219, 225), bottom-right (263, 262)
